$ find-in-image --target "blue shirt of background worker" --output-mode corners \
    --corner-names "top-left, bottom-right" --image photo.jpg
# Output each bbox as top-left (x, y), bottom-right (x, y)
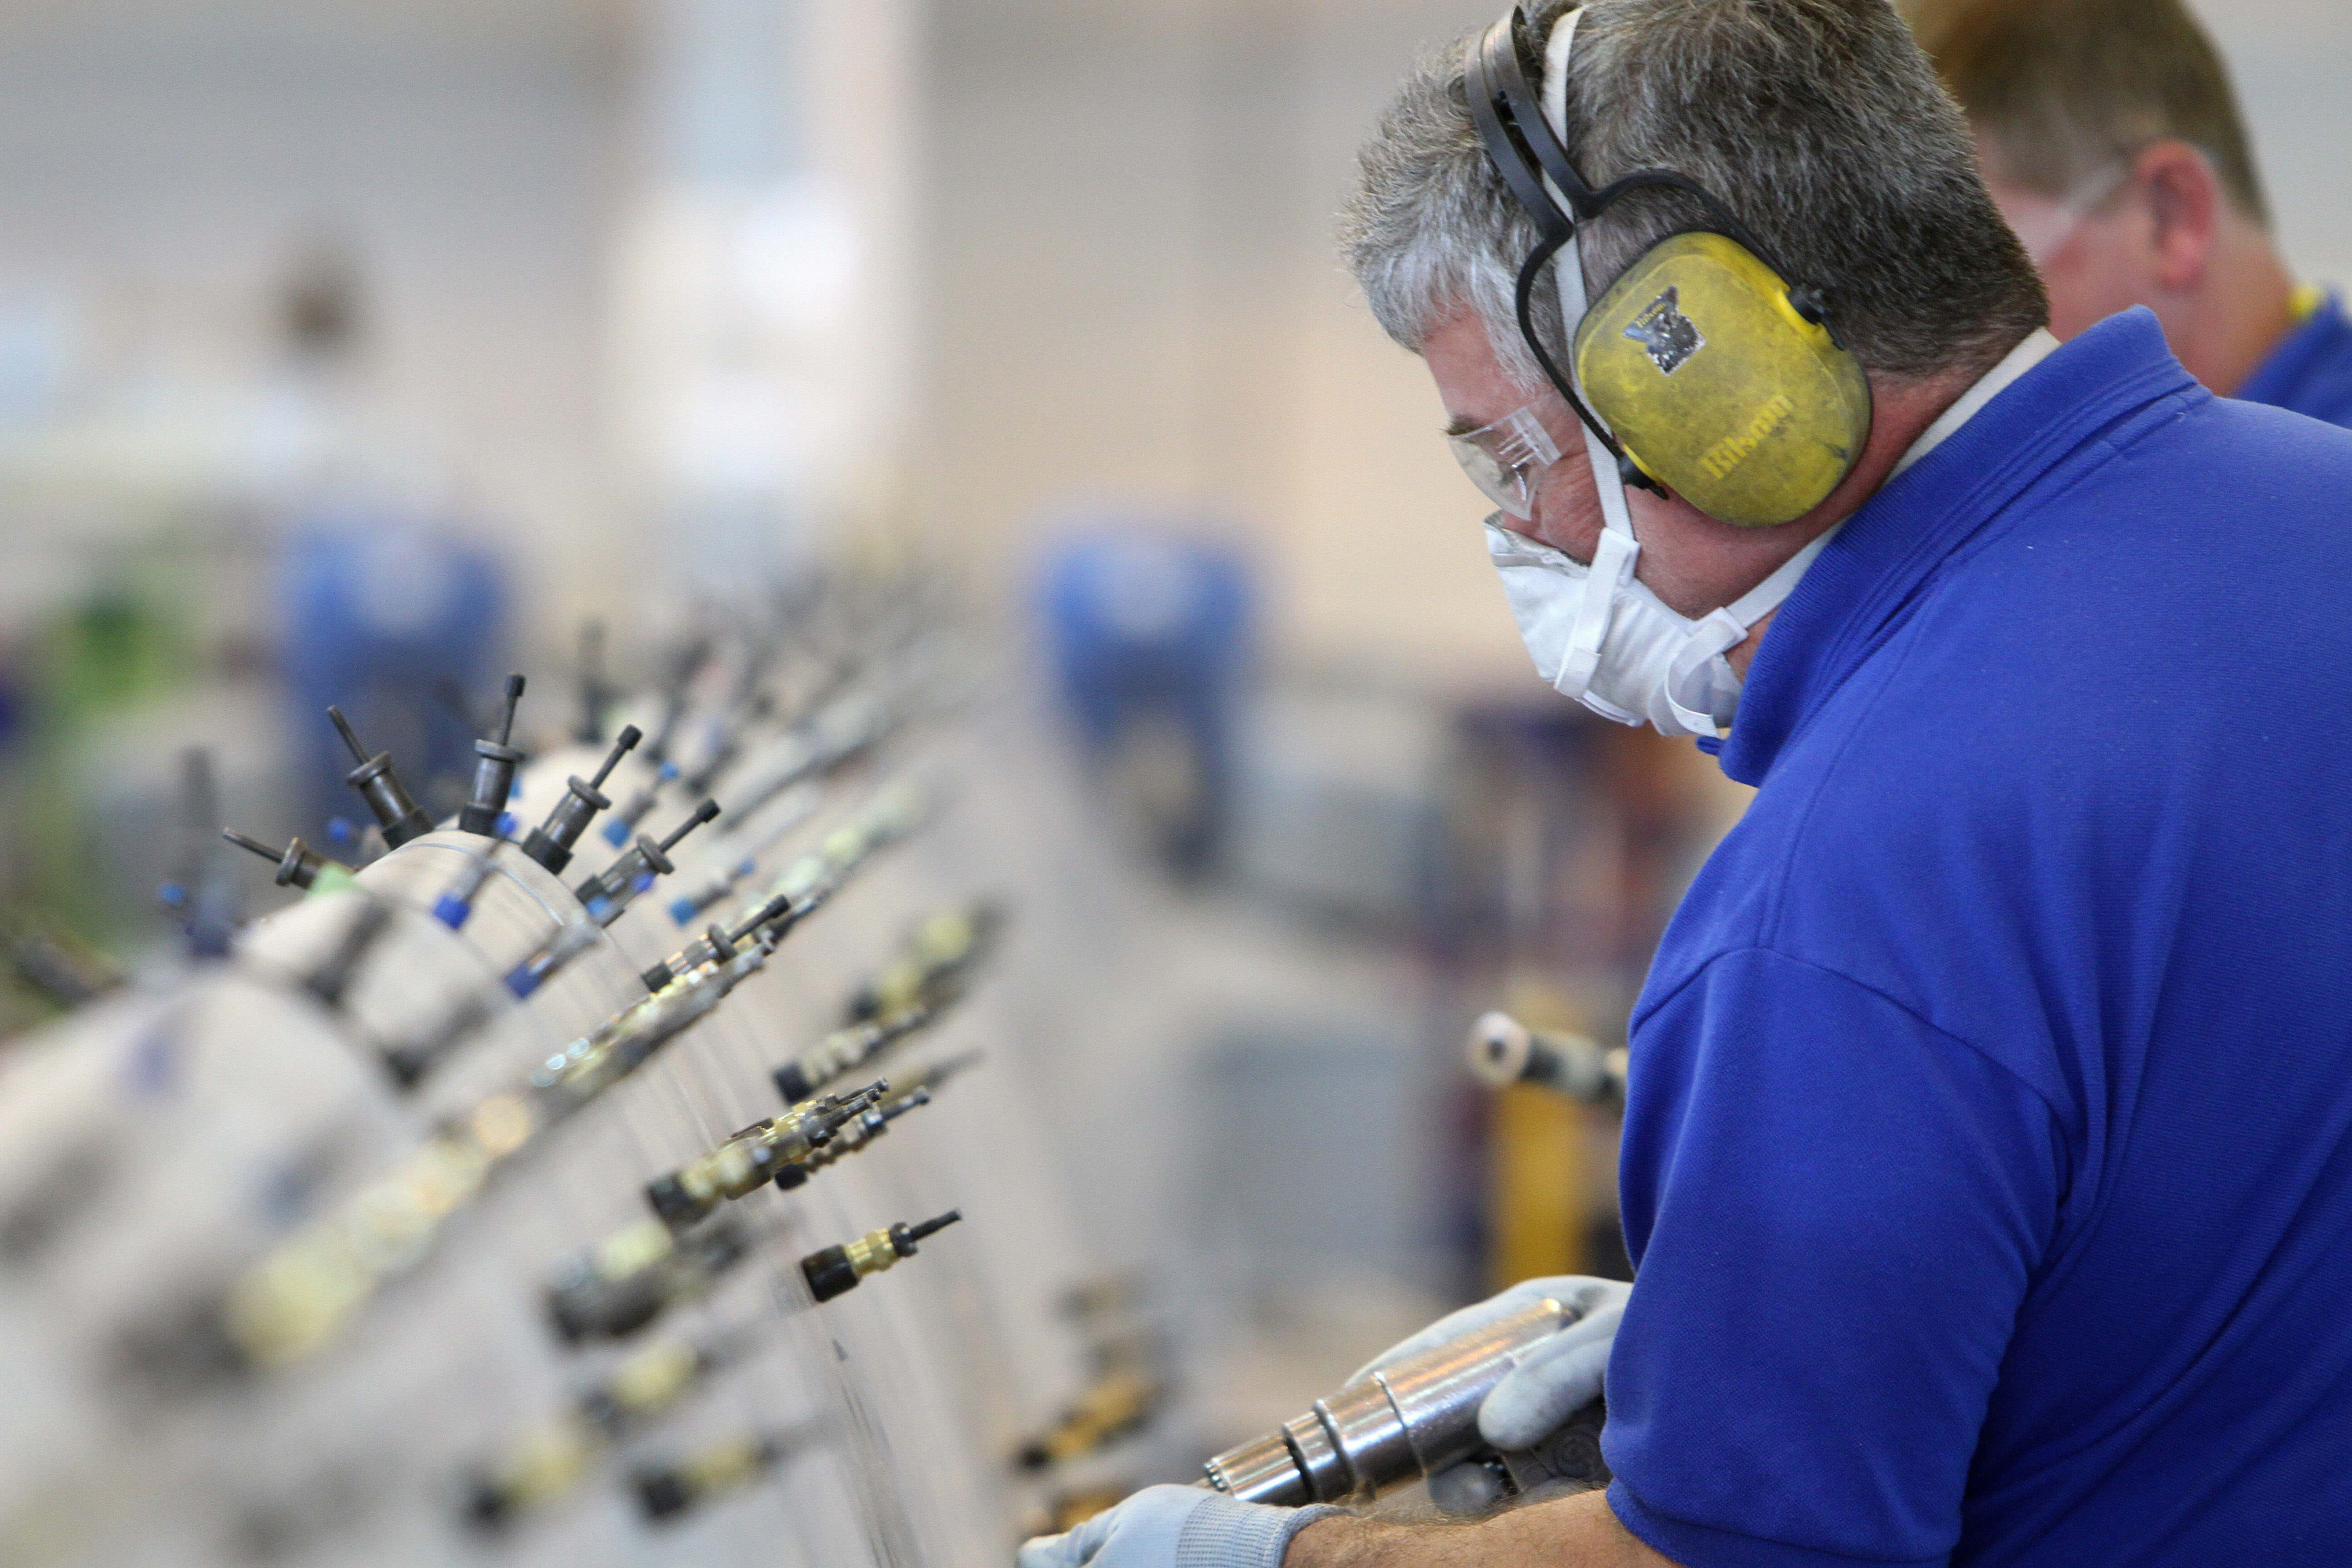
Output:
top-left (1606, 308), bottom-right (2352, 1568)
top-left (2237, 287), bottom-right (2352, 429)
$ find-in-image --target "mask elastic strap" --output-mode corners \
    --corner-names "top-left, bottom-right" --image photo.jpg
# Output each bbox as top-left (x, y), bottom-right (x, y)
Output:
top-left (1725, 523), bottom-right (1841, 626)
top-left (1542, 6), bottom-right (1638, 701)
top-left (1543, 4), bottom-right (1616, 548)
top-left (1553, 226), bottom-right (1639, 699)
top-left (1659, 524), bottom-right (1844, 735)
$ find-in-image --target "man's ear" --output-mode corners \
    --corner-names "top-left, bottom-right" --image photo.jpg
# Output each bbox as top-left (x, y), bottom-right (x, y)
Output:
top-left (2133, 140), bottom-right (2223, 293)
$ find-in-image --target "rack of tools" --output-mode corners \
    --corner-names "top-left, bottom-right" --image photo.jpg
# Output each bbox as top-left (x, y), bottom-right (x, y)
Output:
top-left (0, 581), bottom-right (1159, 1567)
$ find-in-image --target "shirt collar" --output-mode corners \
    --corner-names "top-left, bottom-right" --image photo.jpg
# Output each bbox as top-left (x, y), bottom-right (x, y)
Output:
top-left (1698, 329), bottom-right (2054, 758)
top-left (1718, 309), bottom-right (2200, 787)
top-left (1887, 328), bottom-right (2060, 482)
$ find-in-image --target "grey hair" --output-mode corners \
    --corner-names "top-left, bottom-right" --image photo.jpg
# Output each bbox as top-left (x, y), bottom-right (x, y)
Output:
top-left (1340, 0), bottom-right (2048, 391)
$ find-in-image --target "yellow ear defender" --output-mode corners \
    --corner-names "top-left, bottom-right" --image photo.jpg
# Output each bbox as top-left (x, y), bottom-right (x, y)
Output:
top-left (1465, 4), bottom-right (1873, 528)
top-left (1574, 232), bottom-right (1872, 528)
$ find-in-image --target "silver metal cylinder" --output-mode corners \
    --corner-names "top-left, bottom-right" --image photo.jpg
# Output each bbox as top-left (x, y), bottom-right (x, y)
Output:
top-left (1200, 1297), bottom-right (1570, 1504)
top-left (1202, 1432), bottom-right (1305, 1502)
top-left (1285, 1411), bottom-right (1353, 1499)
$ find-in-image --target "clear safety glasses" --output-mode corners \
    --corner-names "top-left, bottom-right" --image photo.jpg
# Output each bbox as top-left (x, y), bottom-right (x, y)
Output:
top-left (2008, 160), bottom-right (2132, 267)
top-left (1446, 406), bottom-right (1563, 521)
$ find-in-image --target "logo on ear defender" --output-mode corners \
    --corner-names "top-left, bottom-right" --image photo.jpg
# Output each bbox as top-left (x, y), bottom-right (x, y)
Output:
top-left (1700, 392), bottom-right (1798, 481)
top-left (1624, 288), bottom-right (1705, 376)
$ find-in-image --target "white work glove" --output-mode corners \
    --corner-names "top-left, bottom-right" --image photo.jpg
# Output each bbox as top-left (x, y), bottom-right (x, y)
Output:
top-left (1017, 1485), bottom-right (1341, 1568)
top-left (1349, 1275), bottom-right (1628, 1515)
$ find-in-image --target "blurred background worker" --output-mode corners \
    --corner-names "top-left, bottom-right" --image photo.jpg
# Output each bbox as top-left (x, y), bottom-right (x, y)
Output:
top-left (1909, 0), bottom-right (2352, 426)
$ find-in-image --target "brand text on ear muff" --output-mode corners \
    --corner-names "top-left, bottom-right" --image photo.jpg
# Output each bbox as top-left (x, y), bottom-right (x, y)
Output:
top-left (1573, 232), bottom-right (1872, 529)
top-left (1701, 392), bottom-right (1797, 482)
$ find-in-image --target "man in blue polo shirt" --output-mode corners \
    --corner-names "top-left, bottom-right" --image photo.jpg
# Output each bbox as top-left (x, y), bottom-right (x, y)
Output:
top-left (1019, 1), bottom-right (2352, 1566)
top-left (1911, 0), bottom-right (2352, 429)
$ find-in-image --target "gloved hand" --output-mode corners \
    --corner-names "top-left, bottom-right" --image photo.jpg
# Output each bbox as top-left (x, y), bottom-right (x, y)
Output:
top-left (1349, 1275), bottom-right (1629, 1515)
top-left (1017, 1485), bottom-right (1340, 1568)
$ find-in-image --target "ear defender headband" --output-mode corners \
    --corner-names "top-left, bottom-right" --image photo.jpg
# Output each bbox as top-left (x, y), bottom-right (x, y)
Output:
top-left (1465, 4), bottom-right (1872, 528)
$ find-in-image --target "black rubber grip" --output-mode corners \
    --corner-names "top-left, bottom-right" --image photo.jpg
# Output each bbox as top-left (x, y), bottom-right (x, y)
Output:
top-left (802, 1245), bottom-right (858, 1303)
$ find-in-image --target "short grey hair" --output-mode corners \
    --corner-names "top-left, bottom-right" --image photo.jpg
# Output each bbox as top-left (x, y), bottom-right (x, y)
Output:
top-left (1341, 0), bottom-right (2048, 391)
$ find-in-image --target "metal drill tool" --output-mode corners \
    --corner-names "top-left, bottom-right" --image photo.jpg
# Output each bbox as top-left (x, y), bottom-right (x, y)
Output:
top-left (222, 830), bottom-right (356, 894)
top-left (799, 1210), bottom-right (962, 1303)
top-left (771, 1004), bottom-right (939, 1103)
top-left (573, 799), bottom-right (719, 921)
top-left (545, 1214), bottom-right (761, 1343)
top-left (466, 1331), bottom-right (733, 1529)
top-left (642, 1082), bottom-right (888, 1231)
top-left (1200, 1297), bottom-right (1609, 1506)
top-left (519, 725), bottom-right (642, 876)
top-left (632, 1426), bottom-right (816, 1523)
top-left (638, 892), bottom-right (794, 993)
top-left (1017, 1367), bottom-right (1166, 1471)
top-left (223, 939), bottom-right (782, 1367)
top-left (327, 706), bottom-right (435, 848)
top-left (301, 896), bottom-right (395, 1010)
top-left (456, 674), bottom-right (527, 837)
top-left (378, 985), bottom-right (498, 1090)
top-left (664, 783), bottom-right (823, 927)
top-left (844, 901), bottom-right (1003, 1024)
top-left (772, 1054), bottom-right (977, 1190)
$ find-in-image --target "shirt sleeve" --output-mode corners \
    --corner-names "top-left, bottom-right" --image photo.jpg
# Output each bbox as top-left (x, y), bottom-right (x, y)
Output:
top-left (1603, 947), bottom-right (2066, 1568)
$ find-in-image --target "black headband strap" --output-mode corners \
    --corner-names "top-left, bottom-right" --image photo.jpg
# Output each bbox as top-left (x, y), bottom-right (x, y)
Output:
top-left (1482, 6), bottom-right (1814, 291)
top-left (1469, 11), bottom-right (1649, 483)
top-left (1468, 17), bottom-right (1574, 237)
top-left (1481, 14), bottom-right (1598, 224)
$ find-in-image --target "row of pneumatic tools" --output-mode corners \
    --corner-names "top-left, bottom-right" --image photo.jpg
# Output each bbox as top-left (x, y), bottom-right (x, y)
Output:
top-left (0, 583), bottom-right (1162, 1568)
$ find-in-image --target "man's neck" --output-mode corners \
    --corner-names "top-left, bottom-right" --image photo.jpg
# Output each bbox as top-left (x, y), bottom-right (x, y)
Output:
top-left (1721, 342), bottom-right (2015, 675)
top-left (1630, 347), bottom-right (1999, 624)
top-left (2175, 233), bottom-right (2301, 398)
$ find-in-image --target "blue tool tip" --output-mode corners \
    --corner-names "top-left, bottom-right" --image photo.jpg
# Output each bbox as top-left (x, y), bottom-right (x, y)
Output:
top-left (327, 816), bottom-right (359, 847)
top-left (157, 882), bottom-right (188, 910)
top-left (506, 965), bottom-right (540, 999)
top-left (658, 762), bottom-right (679, 783)
top-left (602, 819), bottom-right (630, 848)
top-left (669, 897), bottom-right (698, 926)
top-left (495, 811), bottom-right (519, 839)
top-left (434, 895), bottom-right (471, 930)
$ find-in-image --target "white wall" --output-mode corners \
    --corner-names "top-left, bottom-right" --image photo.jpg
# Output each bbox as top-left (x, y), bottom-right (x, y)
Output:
top-left (0, 0), bottom-right (632, 648)
top-left (2191, 0), bottom-right (2352, 287)
top-left (918, 0), bottom-right (1532, 694)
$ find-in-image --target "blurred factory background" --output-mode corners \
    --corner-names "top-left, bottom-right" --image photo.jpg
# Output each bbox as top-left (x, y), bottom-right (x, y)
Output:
top-left (0, 0), bottom-right (2346, 1539)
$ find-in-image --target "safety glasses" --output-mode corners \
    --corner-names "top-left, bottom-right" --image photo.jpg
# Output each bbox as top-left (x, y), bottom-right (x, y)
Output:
top-left (1447, 405), bottom-right (1563, 520)
top-left (2008, 160), bottom-right (2132, 267)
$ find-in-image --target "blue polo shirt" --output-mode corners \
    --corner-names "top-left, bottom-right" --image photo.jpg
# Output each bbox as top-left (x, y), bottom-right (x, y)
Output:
top-left (1604, 309), bottom-right (2352, 1568)
top-left (2237, 291), bottom-right (2352, 428)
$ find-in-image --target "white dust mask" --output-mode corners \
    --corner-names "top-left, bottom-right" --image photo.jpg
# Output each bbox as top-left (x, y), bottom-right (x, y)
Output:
top-left (1485, 514), bottom-right (1835, 737)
